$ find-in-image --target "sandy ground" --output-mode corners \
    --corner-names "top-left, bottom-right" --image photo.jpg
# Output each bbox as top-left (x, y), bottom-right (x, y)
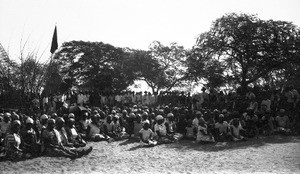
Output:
top-left (0, 135), bottom-right (300, 174)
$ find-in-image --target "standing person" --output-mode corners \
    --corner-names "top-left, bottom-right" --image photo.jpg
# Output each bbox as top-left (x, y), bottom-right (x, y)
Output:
top-left (200, 87), bottom-right (209, 109)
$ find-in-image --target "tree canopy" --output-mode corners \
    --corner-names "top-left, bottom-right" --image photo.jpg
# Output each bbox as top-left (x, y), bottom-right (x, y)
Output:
top-left (187, 13), bottom-right (300, 93)
top-left (52, 41), bottom-right (136, 94)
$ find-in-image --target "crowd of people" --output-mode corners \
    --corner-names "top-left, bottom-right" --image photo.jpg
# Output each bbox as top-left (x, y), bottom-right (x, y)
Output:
top-left (0, 85), bottom-right (299, 162)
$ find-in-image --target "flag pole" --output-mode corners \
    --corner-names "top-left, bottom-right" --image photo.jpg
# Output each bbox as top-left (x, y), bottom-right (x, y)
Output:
top-left (42, 25), bottom-right (58, 94)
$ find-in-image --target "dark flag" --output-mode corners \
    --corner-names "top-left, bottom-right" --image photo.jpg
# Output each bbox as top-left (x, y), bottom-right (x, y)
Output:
top-left (50, 26), bottom-right (58, 54)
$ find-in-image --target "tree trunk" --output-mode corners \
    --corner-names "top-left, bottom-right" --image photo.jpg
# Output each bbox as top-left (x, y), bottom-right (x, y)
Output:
top-left (241, 77), bottom-right (248, 96)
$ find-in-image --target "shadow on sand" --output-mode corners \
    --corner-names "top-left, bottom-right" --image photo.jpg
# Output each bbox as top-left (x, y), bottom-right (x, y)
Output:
top-left (162, 135), bottom-right (300, 152)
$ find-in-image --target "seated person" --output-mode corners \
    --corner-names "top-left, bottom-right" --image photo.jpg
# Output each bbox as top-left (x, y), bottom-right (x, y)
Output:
top-left (5, 120), bottom-right (31, 161)
top-left (275, 109), bottom-right (291, 134)
top-left (20, 117), bottom-right (41, 157)
top-left (55, 117), bottom-right (92, 157)
top-left (0, 113), bottom-right (11, 150)
top-left (154, 115), bottom-right (175, 144)
top-left (86, 114), bottom-right (109, 142)
top-left (230, 118), bottom-right (246, 141)
top-left (112, 115), bottom-right (129, 139)
top-left (196, 119), bottom-right (215, 144)
top-left (76, 112), bottom-right (91, 140)
top-left (166, 113), bottom-right (183, 140)
top-left (0, 113), bottom-right (11, 138)
top-left (65, 118), bottom-right (87, 148)
top-left (165, 113), bottom-right (176, 135)
top-left (139, 120), bottom-right (157, 147)
top-left (103, 115), bottom-right (117, 139)
top-left (184, 119), bottom-right (197, 140)
top-left (260, 111), bottom-right (275, 135)
top-left (42, 119), bottom-right (78, 159)
top-left (214, 114), bottom-right (230, 141)
top-left (243, 109), bottom-right (259, 138)
top-left (133, 114), bottom-right (143, 138)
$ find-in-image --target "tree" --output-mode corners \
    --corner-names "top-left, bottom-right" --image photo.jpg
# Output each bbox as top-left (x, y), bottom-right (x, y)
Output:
top-left (187, 49), bottom-right (226, 89)
top-left (53, 41), bottom-right (136, 94)
top-left (145, 41), bottom-right (188, 93)
top-left (188, 13), bottom-right (300, 94)
top-left (1, 43), bottom-right (46, 108)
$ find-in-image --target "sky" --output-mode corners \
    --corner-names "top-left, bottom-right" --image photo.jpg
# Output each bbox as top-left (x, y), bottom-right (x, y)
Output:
top-left (1, 0), bottom-right (300, 64)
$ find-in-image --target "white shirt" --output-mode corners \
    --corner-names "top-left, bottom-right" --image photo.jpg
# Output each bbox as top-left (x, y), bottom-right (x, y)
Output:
top-left (139, 128), bottom-right (153, 141)
top-left (154, 123), bottom-right (167, 136)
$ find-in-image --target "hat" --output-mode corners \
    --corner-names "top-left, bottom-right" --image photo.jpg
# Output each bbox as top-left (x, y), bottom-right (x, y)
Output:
top-left (122, 110), bottom-right (128, 114)
top-left (26, 117), bottom-right (34, 124)
top-left (222, 109), bottom-right (227, 113)
top-left (167, 113), bottom-right (174, 117)
top-left (68, 118), bottom-right (75, 124)
top-left (156, 115), bottom-right (164, 120)
top-left (47, 118), bottom-right (55, 124)
top-left (40, 114), bottom-right (49, 120)
top-left (4, 112), bottom-right (11, 117)
top-left (12, 120), bottom-right (21, 126)
top-left (143, 120), bottom-right (150, 125)
top-left (196, 111), bottom-right (202, 115)
top-left (219, 114), bottom-right (224, 118)
top-left (11, 113), bottom-right (19, 120)
top-left (56, 117), bottom-right (65, 123)
top-left (68, 113), bottom-right (75, 118)
top-left (129, 113), bottom-right (136, 118)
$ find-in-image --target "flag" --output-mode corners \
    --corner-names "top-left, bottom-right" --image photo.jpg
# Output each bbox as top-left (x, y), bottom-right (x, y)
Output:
top-left (50, 25), bottom-right (58, 54)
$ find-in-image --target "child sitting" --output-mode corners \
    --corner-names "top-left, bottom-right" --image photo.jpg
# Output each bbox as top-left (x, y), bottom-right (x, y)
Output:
top-left (65, 118), bottom-right (87, 148)
top-left (260, 111), bottom-right (275, 135)
top-left (154, 115), bottom-right (175, 144)
top-left (166, 113), bottom-right (183, 141)
top-left (103, 115), bottom-right (117, 139)
top-left (76, 112), bottom-right (91, 140)
top-left (243, 109), bottom-right (259, 138)
top-left (196, 119), bottom-right (215, 144)
top-left (184, 119), bottom-right (197, 140)
top-left (214, 114), bottom-right (230, 141)
top-left (139, 120), bottom-right (157, 147)
top-left (112, 115), bottom-right (129, 139)
top-left (133, 114), bottom-right (143, 139)
top-left (230, 118), bottom-right (246, 141)
top-left (86, 114), bottom-right (109, 142)
top-left (275, 109), bottom-right (291, 135)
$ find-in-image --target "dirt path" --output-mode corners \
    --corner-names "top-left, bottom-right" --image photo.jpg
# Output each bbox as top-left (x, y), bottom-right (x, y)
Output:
top-left (1, 135), bottom-right (300, 174)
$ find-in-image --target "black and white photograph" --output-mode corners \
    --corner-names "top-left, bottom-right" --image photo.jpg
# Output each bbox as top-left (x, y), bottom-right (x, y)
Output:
top-left (0, 0), bottom-right (300, 173)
